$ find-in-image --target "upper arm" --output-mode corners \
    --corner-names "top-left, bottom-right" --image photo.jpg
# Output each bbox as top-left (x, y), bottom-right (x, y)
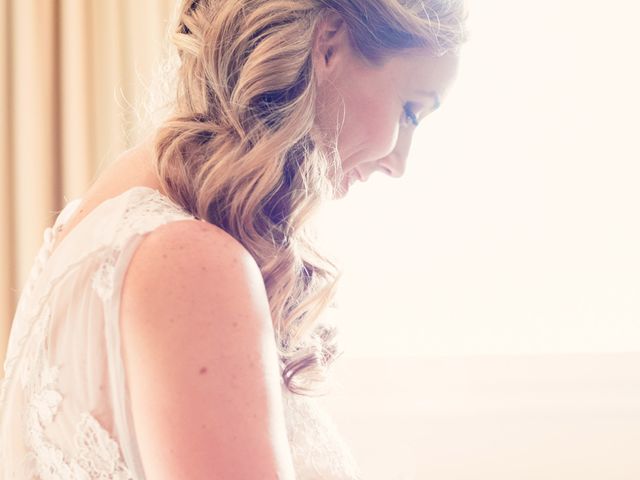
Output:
top-left (119, 219), bottom-right (296, 480)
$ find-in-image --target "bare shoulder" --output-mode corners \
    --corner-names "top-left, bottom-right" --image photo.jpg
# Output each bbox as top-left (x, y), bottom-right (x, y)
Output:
top-left (123, 219), bottom-right (265, 300)
top-left (119, 219), bottom-right (296, 479)
top-left (122, 219), bottom-right (270, 333)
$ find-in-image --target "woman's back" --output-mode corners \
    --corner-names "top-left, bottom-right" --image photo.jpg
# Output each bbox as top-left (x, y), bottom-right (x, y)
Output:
top-left (0, 0), bottom-right (469, 475)
top-left (0, 172), bottom-right (363, 479)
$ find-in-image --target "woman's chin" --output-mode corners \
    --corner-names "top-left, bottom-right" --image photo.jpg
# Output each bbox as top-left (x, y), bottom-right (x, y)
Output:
top-left (333, 172), bottom-right (356, 199)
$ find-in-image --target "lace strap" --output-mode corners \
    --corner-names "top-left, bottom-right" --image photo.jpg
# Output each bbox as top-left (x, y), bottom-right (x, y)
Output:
top-left (111, 187), bottom-right (197, 251)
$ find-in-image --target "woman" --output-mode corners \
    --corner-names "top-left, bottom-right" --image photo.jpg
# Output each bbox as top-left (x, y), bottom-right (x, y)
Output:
top-left (0, 0), bottom-right (467, 478)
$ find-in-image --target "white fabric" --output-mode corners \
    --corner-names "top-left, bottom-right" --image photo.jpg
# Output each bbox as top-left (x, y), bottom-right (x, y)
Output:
top-left (0, 186), bottom-right (363, 479)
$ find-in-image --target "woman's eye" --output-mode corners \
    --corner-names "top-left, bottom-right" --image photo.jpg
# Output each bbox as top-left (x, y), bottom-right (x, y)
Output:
top-left (402, 104), bottom-right (419, 127)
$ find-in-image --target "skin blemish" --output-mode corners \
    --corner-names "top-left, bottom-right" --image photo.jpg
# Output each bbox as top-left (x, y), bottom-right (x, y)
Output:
top-left (199, 366), bottom-right (207, 375)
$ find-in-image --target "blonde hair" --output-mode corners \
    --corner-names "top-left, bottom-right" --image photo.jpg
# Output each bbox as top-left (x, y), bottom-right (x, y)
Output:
top-left (148, 0), bottom-right (468, 396)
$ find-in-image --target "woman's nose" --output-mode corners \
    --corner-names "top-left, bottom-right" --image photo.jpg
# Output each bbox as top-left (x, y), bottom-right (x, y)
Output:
top-left (378, 130), bottom-right (413, 178)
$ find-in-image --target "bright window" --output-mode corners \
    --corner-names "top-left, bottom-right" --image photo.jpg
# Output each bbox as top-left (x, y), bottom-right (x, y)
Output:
top-left (317, 0), bottom-right (640, 357)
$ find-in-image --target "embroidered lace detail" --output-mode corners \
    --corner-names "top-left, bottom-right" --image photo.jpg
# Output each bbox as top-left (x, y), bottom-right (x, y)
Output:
top-left (0, 223), bottom-right (63, 468)
top-left (19, 303), bottom-right (133, 479)
top-left (91, 188), bottom-right (196, 302)
top-left (91, 251), bottom-right (119, 303)
top-left (1, 188), bottom-right (186, 476)
top-left (1, 187), bottom-right (363, 479)
top-left (74, 413), bottom-right (135, 480)
top-left (283, 393), bottom-right (363, 479)
top-left (1, 224), bottom-right (63, 395)
top-left (23, 359), bottom-right (76, 479)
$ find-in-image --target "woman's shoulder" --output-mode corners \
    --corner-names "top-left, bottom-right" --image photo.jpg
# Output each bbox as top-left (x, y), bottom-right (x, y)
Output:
top-left (117, 197), bottom-right (293, 479)
top-left (126, 216), bottom-right (257, 276)
top-left (119, 214), bottom-right (266, 320)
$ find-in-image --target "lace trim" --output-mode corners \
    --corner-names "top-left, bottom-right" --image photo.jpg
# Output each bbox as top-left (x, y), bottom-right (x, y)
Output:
top-left (91, 251), bottom-right (119, 303)
top-left (0, 226), bottom-right (58, 468)
top-left (1, 188), bottom-right (363, 479)
top-left (1, 188), bottom-right (191, 476)
top-left (1, 225), bottom-right (62, 393)
top-left (19, 305), bottom-right (134, 479)
top-left (0, 222), bottom-right (64, 461)
top-left (91, 188), bottom-right (196, 302)
top-left (74, 413), bottom-right (135, 480)
top-left (283, 393), bottom-right (364, 479)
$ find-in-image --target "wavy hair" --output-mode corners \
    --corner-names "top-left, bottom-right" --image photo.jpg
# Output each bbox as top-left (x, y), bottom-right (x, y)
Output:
top-left (148, 0), bottom-right (468, 396)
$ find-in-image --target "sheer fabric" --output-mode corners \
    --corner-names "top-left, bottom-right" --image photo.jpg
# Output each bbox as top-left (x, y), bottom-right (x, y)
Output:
top-left (0, 186), bottom-right (362, 479)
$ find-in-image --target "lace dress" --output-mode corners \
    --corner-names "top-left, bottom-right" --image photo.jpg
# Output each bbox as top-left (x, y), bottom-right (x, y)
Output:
top-left (0, 186), bottom-right (363, 479)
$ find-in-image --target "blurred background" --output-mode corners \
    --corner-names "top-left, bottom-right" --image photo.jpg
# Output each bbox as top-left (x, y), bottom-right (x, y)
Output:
top-left (1, 1), bottom-right (639, 479)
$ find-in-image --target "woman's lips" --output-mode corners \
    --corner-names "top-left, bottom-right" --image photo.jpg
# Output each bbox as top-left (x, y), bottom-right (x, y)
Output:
top-left (342, 169), bottom-right (364, 194)
top-left (348, 169), bottom-right (363, 182)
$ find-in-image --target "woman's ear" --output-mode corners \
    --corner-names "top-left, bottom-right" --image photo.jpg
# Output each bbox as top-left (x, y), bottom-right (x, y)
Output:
top-left (312, 11), bottom-right (348, 87)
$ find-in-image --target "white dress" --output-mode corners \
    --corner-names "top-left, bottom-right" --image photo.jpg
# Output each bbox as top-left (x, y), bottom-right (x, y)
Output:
top-left (0, 186), bottom-right (363, 479)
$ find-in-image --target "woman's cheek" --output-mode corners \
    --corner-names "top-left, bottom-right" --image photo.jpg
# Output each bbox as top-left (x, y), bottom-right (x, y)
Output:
top-left (368, 119), bottom-right (399, 161)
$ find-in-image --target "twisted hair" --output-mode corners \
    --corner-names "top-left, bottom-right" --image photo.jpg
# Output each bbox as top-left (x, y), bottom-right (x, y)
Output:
top-left (150, 0), bottom-right (468, 396)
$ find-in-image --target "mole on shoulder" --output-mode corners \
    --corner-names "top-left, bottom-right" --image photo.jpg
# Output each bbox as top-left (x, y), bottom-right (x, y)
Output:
top-left (199, 366), bottom-right (208, 375)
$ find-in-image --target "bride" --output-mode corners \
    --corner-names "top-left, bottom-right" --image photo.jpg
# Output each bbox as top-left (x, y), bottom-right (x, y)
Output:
top-left (0, 0), bottom-right (467, 478)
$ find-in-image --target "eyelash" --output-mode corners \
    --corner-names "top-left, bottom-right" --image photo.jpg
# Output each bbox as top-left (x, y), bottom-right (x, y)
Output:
top-left (402, 104), bottom-right (419, 127)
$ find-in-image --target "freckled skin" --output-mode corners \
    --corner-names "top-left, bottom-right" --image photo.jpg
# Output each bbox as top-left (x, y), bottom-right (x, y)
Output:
top-left (48, 13), bottom-right (466, 478)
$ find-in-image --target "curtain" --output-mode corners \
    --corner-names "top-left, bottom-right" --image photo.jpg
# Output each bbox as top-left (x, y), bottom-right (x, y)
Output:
top-left (1, 0), bottom-right (179, 372)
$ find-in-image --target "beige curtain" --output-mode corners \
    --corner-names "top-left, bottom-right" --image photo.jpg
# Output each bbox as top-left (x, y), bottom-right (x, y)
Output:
top-left (1, 0), bottom-right (179, 372)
